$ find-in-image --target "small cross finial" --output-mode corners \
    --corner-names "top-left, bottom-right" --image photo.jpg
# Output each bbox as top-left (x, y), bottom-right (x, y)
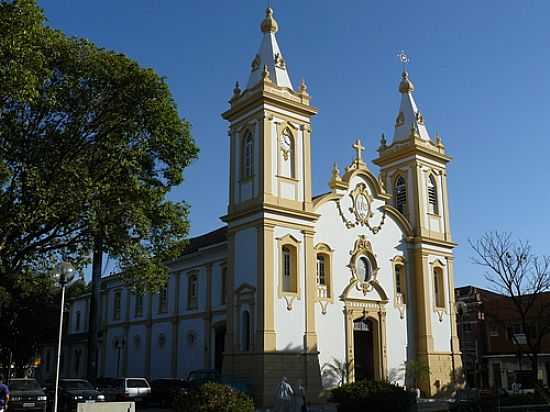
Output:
top-left (397, 50), bottom-right (410, 72)
top-left (352, 139), bottom-right (365, 164)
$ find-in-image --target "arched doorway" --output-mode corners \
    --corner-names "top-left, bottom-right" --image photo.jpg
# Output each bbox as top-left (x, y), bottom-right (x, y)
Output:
top-left (353, 318), bottom-right (375, 381)
top-left (214, 324), bottom-right (226, 372)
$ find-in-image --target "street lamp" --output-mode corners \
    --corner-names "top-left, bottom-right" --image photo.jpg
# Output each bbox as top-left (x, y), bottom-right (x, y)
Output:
top-left (114, 337), bottom-right (126, 377)
top-left (53, 261), bottom-right (76, 412)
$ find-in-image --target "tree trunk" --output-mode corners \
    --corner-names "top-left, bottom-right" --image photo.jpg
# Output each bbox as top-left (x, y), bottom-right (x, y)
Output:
top-left (86, 237), bottom-right (102, 383)
top-left (531, 353), bottom-right (539, 385)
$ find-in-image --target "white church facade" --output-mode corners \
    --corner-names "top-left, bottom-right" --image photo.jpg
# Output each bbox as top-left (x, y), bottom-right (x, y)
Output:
top-left (40, 8), bottom-right (462, 406)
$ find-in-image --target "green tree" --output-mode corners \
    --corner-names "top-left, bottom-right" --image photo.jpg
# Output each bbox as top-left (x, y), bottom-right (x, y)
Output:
top-left (0, 0), bottom-right (198, 374)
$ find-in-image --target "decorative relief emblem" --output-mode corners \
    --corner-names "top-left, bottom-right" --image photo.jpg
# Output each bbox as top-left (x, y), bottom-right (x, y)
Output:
top-left (251, 54), bottom-right (260, 71)
top-left (395, 111), bottom-right (405, 127)
top-left (336, 183), bottom-right (386, 234)
top-left (347, 236), bottom-right (380, 295)
top-left (274, 53), bottom-right (286, 69)
top-left (350, 183), bottom-right (373, 224)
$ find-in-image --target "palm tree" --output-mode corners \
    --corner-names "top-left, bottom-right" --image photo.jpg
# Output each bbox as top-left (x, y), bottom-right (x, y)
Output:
top-left (321, 358), bottom-right (354, 386)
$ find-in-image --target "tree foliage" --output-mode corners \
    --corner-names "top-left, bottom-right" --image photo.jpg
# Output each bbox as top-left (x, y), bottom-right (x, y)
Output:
top-left (0, 0), bottom-right (198, 293)
top-left (0, 0), bottom-right (198, 366)
top-left (471, 232), bottom-right (550, 379)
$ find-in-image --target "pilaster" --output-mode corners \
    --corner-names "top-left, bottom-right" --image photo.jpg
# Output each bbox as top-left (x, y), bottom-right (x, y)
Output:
top-left (302, 229), bottom-right (317, 351)
top-left (257, 223), bottom-right (276, 351)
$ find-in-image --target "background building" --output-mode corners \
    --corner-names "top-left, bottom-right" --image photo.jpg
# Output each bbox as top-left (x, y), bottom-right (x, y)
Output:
top-left (456, 286), bottom-right (550, 391)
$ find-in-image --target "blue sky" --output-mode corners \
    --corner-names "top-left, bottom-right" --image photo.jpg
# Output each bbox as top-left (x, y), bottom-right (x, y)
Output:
top-left (38, 0), bottom-right (550, 288)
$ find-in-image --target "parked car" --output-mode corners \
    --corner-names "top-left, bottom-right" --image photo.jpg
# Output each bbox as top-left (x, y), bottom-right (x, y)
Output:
top-left (150, 378), bottom-right (190, 407)
top-left (187, 369), bottom-right (221, 388)
top-left (186, 369), bottom-right (252, 398)
top-left (96, 377), bottom-right (151, 404)
top-left (47, 379), bottom-right (105, 412)
top-left (8, 378), bottom-right (47, 412)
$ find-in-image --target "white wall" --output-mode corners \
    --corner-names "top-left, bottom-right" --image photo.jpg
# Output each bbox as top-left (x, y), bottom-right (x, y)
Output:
top-left (313, 173), bottom-right (410, 387)
top-left (178, 318), bottom-right (205, 378)
top-left (150, 322), bottom-right (172, 378)
top-left (127, 324), bottom-right (146, 377)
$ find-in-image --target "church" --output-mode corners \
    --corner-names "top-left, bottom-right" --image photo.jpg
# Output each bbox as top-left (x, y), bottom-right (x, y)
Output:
top-left (40, 8), bottom-right (462, 407)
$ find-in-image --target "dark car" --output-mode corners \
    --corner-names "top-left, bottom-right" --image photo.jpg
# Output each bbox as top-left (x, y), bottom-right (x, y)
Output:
top-left (150, 379), bottom-right (189, 407)
top-left (8, 378), bottom-right (47, 412)
top-left (47, 379), bottom-right (105, 412)
top-left (187, 369), bottom-right (221, 388)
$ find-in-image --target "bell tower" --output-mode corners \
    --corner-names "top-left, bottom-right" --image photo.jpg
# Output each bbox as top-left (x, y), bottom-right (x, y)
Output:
top-left (223, 8), bottom-right (317, 219)
top-left (221, 8), bottom-right (320, 407)
top-left (374, 69), bottom-right (462, 395)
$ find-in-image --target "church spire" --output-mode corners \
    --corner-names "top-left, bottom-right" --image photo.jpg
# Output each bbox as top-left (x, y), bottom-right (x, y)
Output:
top-left (392, 70), bottom-right (431, 142)
top-left (246, 8), bottom-right (294, 90)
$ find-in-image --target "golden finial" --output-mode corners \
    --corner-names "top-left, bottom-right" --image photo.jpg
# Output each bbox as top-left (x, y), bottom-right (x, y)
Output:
top-left (299, 78), bottom-right (308, 94)
top-left (329, 162), bottom-right (343, 189)
top-left (379, 133), bottom-right (387, 150)
top-left (409, 122), bottom-right (420, 139)
top-left (261, 7), bottom-right (279, 33)
top-left (262, 64), bottom-right (271, 82)
top-left (435, 132), bottom-right (444, 148)
top-left (233, 81), bottom-right (241, 96)
top-left (399, 71), bottom-right (415, 94)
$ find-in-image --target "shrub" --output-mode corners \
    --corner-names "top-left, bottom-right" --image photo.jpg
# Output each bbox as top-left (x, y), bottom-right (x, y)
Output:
top-left (173, 382), bottom-right (255, 412)
top-left (331, 380), bottom-right (416, 412)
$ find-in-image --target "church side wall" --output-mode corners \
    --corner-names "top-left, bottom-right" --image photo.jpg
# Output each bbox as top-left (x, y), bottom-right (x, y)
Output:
top-left (127, 324), bottom-right (146, 377)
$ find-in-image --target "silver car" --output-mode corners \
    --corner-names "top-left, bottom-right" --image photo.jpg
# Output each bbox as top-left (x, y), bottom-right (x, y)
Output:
top-left (96, 377), bottom-right (151, 403)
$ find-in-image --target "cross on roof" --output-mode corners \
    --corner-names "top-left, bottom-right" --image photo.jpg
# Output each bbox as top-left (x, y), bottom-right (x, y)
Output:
top-left (353, 139), bottom-right (365, 164)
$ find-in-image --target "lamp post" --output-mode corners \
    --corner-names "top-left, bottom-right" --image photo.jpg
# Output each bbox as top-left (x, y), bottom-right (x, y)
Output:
top-left (114, 337), bottom-right (126, 377)
top-left (53, 261), bottom-right (76, 412)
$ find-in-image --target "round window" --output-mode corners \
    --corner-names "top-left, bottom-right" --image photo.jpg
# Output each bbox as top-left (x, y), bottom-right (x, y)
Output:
top-left (356, 256), bottom-right (371, 282)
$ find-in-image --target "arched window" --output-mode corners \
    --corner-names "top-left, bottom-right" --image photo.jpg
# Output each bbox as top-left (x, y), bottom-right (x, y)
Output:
top-left (280, 129), bottom-right (295, 178)
top-left (241, 310), bottom-right (251, 352)
top-left (220, 266), bottom-right (227, 305)
top-left (188, 273), bottom-right (198, 309)
top-left (75, 310), bottom-right (81, 331)
top-left (433, 266), bottom-right (445, 308)
top-left (394, 176), bottom-right (407, 215)
top-left (427, 174), bottom-right (439, 215)
top-left (394, 263), bottom-right (407, 304)
top-left (317, 255), bottom-right (326, 286)
top-left (159, 286), bottom-right (168, 313)
top-left (315, 244), bottom-right (333, 300)
top-left (243, 132), bottom-right (254, 179)
top-left (135, 293), bottom-right (144, 317)
top-left (281, 244), bottom-right (298, 293)
top-left (113, 290), bottom-right (121, 320)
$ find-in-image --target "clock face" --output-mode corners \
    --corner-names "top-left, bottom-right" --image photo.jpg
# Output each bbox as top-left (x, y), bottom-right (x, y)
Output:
top-left (281, 134), bottom-right (291, 151)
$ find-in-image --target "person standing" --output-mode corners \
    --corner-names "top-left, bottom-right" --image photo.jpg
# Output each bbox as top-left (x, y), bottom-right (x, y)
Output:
top-left (295, 380), bottom-right (306, 412)
top-left (0, 375), bottom-right (10, 412)
top-left (274, 376), bottom-right (294, 412)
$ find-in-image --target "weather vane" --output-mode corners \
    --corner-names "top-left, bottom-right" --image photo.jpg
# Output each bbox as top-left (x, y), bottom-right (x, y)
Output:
top-left (397, 50), bottom-right (410, 72)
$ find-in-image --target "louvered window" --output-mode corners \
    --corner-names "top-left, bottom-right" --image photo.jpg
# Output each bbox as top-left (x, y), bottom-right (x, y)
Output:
top-left (427, 175), bottom-right (439, 214)
top-left (243, 132), bottom-right (254, 178)
top-left (395, 176), bottom-right (407, 215)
